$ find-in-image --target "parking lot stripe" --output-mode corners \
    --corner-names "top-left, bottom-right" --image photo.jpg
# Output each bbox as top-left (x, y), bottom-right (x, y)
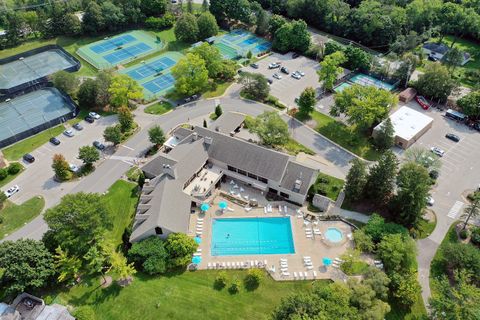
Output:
top-left (447, 201), bottom-right (464, 219)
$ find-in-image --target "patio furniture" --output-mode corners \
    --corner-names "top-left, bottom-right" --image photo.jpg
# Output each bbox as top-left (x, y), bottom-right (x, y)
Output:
top-left (197, 218), bottom-right (204, 221)
top-left (294, 272), bottom-right (298, 279)
top-left (284, 205), bottom-right (288, 213)
top-left (207, 263), bottom-right (212, 269)
top-left (245, 206), bottom-right (252, 212)
top-left (280, 267), bottom-right (289, 272)
top-left (280, 258), bottom-right (288, 262)
top-left (279, 205), bottom-right (282, 213)
top-left (264, 207), bottom-right (267, 214)
top-left (227, 207), bottom-right (234, 212)
top-left (313, 271), bottom-right (317, 278)
top-left (281, 272), bottom-right (290, 276)
top-left (230, 180), bottom-right (235, 185)
top-left (264, 260), bottom-right (267, 266)
top-left (240, 187), bottom-right (244, 192)
top-left (303, 256), bottom-right (311, 259)
top-left (306, 266), bottom-right (314, 270)
top-left (306, 234), bottom-right (313, 238)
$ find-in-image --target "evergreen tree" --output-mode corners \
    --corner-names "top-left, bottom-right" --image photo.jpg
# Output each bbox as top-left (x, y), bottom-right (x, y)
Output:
top-left (365, 151), bottom-right (398, 204)
top-left (374, 117), bottom-right (395, 151)
top-left (202, 0), bottom-right (209, 12)
top-left (215, 105), bottom-right (223, 118)
top-left (344, 158), bottom-right (367, 202)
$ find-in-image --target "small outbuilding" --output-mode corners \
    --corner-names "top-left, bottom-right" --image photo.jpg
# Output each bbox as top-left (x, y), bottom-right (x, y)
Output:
top-left (399, 88), bottom-right (417, 103)
top-left (373, 106), bottom-right (433, 149)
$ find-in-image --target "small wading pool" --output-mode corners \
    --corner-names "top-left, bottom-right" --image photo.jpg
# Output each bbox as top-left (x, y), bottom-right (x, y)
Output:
top-left (324, 227), bottom-right (343, 243)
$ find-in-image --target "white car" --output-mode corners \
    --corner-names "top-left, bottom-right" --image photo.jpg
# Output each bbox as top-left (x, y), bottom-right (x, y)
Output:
top-left (273, 73), bottom-right (282, 80)
top-left (63, 129), bottom-right (74, 137)
top-left (88, 112), bottom-right (100, 119)
top-left (430, 147), bottom-right (445, 157)
top-left (426, 196), bottom-right (435, 206)
top-left (4, 185), bottom-right (20, 198)
top-left (268, 63), bottom-right (280, 69)
top-left (69, 163), bottom-right (79, 173)
top-left (296, 70), bottom-right (305, 76)
top-left (291, 72), bottom-right (301, 79)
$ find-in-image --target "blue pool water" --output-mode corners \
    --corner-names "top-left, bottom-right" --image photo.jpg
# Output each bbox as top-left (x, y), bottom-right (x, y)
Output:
top-left (349, 73), bottom-right (394, 91)
top-left (325, 228), bottom-right (343, 243)
top-left (211, 217), bottom-right (295, 256)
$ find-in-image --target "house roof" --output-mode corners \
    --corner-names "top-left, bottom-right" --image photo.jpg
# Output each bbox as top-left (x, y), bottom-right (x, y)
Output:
top-left (375, 106), bottom-right (433, 141)
top-left (423, 42), bottom-right (449, 55)
top-left (280, 161), bottom-right (317, 195)
top-left (211, 112), bottom-right (245, 134)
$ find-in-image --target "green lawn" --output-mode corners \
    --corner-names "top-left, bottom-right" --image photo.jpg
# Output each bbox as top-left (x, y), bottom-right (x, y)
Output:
top-left (297, 111), bottom-right (381, 161)
top-left (202, 81), bottom-right (233, 99)
top-left (0, 163), bottom-right (24, 189)
top-left (308, 172), bottom-right (345, 201)
top-left (386, 293), bottom-right (427, 320)
top-left (0, 197), bottom-right (44, 239)
top-left (102, 180), bottom-right (138, 247)
top-left (47, 270), bottom-right (321, 320)
top-left (430, 224), bottom-right (459, 293)
top-left (416, 215), bottom-right (437, 239)
top-left (144, 101), bottom-right (174, 115)
top-left (283, 138), bottom-right (315, 156)
top-left (1, 125), bottom-right (66, 161)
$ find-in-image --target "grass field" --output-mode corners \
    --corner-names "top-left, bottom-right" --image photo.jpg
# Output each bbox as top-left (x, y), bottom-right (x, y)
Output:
top-left (308, 172), bottom-right (345, 201)
top-left (0, 162), bottom-right (24, 189)
top-left (202, 81), bottom-right (234, 99)
top-left (296, 111), bottom-right (381, 161)
top-left (283, 138), bottom-right (315, 156)
top-left (416, 215), bottom-right (437, 239)
top-left (144, 101), bottom-right (174, 115)
top-left (1, 125), bottom-right (65, 161)
top-left (48, 270), bottom-right (320, 320)
top-left (0, 197), bottom-right (44, 239)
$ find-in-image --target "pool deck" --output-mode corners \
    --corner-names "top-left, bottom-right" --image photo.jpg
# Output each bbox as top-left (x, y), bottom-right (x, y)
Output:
top-left (189, 180), bottom-right (354, 281)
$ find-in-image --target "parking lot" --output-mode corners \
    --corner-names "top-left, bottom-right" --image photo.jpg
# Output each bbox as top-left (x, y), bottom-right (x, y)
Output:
top-left (242, 52), bottom-right (321, 108)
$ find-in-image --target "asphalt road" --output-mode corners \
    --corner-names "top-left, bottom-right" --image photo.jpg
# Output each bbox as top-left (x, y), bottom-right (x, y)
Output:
top-left (4, 93), bottom-right (354, 241)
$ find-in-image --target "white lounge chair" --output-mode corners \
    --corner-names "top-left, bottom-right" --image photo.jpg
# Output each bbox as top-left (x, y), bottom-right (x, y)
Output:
top-left (280, 267), bottom-right (289, 272)
top-left (240, 187), bottom-right (245, 192)
top-left (306, 266), bottom-right (314, 270)
top-left (298, 272), bottom-right (304, 278)
top-left (264, 260), bottom-right (267, 266)
top-left (251, 260), bottom-right (254, 267)
top-left (264, 207), bottom-right (267, 214)
top-left (227, 207), bottom-right (234, 212)
top-left (303, 256), bottom-right (311, 259)
top-left (221, 262), bottom-right (226, 268)
top-left (281, 272), bottom-right (290, 276)
top-left (306, 235), bottom-right (313, 238)
top-left (279, 205), bottom-right (282, 213)
top-left (196, 249), bottom-right (202, 252)
top-left (245, 207), bottom-right (252, 212)
top-left (313, 271), bottom-right (317, 278)
top-left (197, 218), bottom-right (204, 221)
top-left (280, 258), bottom-right (288, 262)
top-left (294, 272), bottom-right (298, 279)
top-left (197, 221), bottom-right (203, 225)
top-left (207, 262), bottom-right (211, 269)
top-left (255, 260), bottom-right (258, 266)
top-left (284, 205), bottom-right (288, 213)
top-left (237, 262), bottom-right (242, 268)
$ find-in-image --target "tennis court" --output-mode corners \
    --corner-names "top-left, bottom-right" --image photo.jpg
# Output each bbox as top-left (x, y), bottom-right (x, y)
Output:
top-left (0, 88), bottom-right (75, 148)
top-left (120, 52), bottom-right (183, 100)
top-left (349, 73), bottom-right (395, 91)
top-left (76, 30), bottom-right (163, 69)
top-left (0, 49), bottom-right (77, 91)
top-left (214, 42), bottom-right (240, 60)
top-left (214, 29), bottom-right (271, 59)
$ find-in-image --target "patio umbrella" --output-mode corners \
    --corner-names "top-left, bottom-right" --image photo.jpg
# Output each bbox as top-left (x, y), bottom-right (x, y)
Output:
top-left (194, 237), bottom-right (202, 244)
top-left (200, 203), bottom-right (210, 212)
top-left (322, 257), bottom-right (332, 267)
top-left (192, 256), bottom-right (202, 264)
top-left (218, 201), bottom-right (228, 210)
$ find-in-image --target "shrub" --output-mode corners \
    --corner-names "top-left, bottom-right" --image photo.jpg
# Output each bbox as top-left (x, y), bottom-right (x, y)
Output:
top-left (0, 168), bottom-right (7, 180)
top-left (7, 162), bottom-right (22, 175)
top-left (471, 227), bottom-right (480, 245)
top-left (128, 236), bottom-right (168, 275)
top-left (459, 229), bottom-right (469, 239)
top-left (144, 13), bottom-right (175, 30)
top-left (244, 268), bottom-right (263, 290)
top-left (228, 278), bottom-right (241, 294)
top-left (72, 306), bottom-right (96, 320)
top-left (214, 271), bottom-right (228, 290)
top-left (0, 216), bottom-right (4, 224)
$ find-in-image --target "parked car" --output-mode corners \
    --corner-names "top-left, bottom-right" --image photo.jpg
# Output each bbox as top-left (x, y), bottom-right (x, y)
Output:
top-left (296, 70), bottom-right (305, 77)
top-left (69, 163), bottom-right (79, 173)
top-left (89, 112), bottom-right (100, 119)
top-left (427, 54), bottom-right (439, 62)
top-left (267, 78), bottom-right (273, 84)
top-left (292, 52), bottom-right (300, 59)
top-left (430, 146), bottom-right (445, 157)
top-left (291, 72), bottom-right (301, 79)
top-left (415, 95), bottom-right (431, 110)
top-left (250, 63), bottom-right (259, 69)
top-left (84, 116), bottom-right (95, 123)
top-left (63, 129), bottom-right (74, 137)
top-left (23, 153), bottom-right (35, 163)
top-left (445, 133), bottom-right (460, 142)
top-left (280, 66), bottom-right (289, 74)
top-left (73, 123), bottom-right (84, 131)
top-left (272, 73), bottom-right (282, 80)
top-left (4, 185), bottom-right (20, 198)
top-left (93, 141), bottom-right (105, 150)
top-left (49, 137), bottom-right (60, 145)
top-left (268, 63), bottom-right (280, 69)
top-left (426, 196), bottom-right (435, 206)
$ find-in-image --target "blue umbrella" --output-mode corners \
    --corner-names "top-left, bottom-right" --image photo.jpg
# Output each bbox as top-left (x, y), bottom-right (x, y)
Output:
top-left (200, 203), bottom-right (210, 212)
top-left (322, 257), bottom-right (332, 267)
top-left (194, 236), bottom-right (202, 244)
top-left (218, 201), bottom-right (228, 210)
top-left (192, 256), bottom-right (202, 264)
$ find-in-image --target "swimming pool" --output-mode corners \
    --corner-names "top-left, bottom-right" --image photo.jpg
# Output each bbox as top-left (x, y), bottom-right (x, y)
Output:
top-left (349, 73), bottom-right (395, 91)
top-left (325, 228), bottom-right (343, 243)
top-left (211, 217), bottom-right (295, 256)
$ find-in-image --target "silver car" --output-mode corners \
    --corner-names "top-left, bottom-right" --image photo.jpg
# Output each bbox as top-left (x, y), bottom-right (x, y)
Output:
top-left (430, 147), bottom-right (445, 157)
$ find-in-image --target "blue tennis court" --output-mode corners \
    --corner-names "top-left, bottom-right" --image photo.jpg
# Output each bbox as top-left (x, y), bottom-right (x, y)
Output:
top-left (143, 73), bottom-right (175, 94)
top-left (103, 43), bottom-right (152, 64)
top-left (349, 73), bottom-right (395, 91)
top-left (90, 34), bottom-right (136, 54)
top-left (254, 43), bottom-right (271, 53)
top-left (239, 37), bottom-right (258, 47)
top-left (126, 57), bottom-right (176, 81)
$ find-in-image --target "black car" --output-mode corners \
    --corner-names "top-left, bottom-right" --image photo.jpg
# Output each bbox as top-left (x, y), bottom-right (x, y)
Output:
top-left (49, 137), bottom-right (60, 145)
top-left (93, 141), bottom-right (106, 150)
top-left (250, 63), bottom-right (259, 69)
top-left (292, 52), bottom-right (300, 59)
top-left (280, 66), bottom-right (289, 74)
top-left (73, 123), bottom-right (84, 131)
top-left (445, 133), bottom-right (460, 142)
top-left (23, 153), bottom-right (35, 163)
top-left (267, 78), bottom-right (273, 84)
top-left (85, 116), bottom-right (95, 123)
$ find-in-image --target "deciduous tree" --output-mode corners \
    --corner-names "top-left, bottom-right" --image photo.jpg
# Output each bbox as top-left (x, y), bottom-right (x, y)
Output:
top-left (128, 236), bottom-right (168, 275)
top-left (54, 246), bottom-right (82, 283)
top-left (413, 63), bottom-right (457, 102)
top-left (148, 125), bottom-right (166, 146)
top-left (164, 233), bottom-right (198, 268)
top-left (103, 125), bottom-right (122, 145)
top-left (172, 53), bottom-right (209, 96)
top-left (239, 72), bottom-right (270, 101)
top-left (174, 13), bottom-right (199, 43)
top-left (297, 87), bottom-right (316, 116)
top-left (249, 111), bottom-right (289, 146)
top-left (108, 75), bottom-right (143, 109)
top-left (51, 71), bottom-right (79, 97)
top-left (118, 106), bottom-right (134, 132)
top-left (318, 51), bottom-right (346, 91)
top-left (197, 12), bottom-right (219, 40)
top-left (78, 146), bottom-right (100, 168)
top-left (52, 153), bottom-right (72, 181)
top-left (190, 43), bottom-right (223, 79)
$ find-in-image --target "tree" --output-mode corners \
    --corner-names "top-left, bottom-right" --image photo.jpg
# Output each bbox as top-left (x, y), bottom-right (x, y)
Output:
top-left (332, 85), bottom-right (397, 129)
top-left (118, 106), bottom-right (134, 132)
top-left (83, 242), bottom-right (111, 284)
top-left (377, 233), bottom-right (417, 274)
top-left (238, 72), bottom-right (270, 101)
top-left (394, 53), bottom-right (420, 87)
top-left (214, 271), bottom-right (228, 289)
top-left (82, 2), bottom-right (104, 34)
top-left (78, 146), bottom-right (100, 168)
top-left (457, 90), bottom-right (480, 118)
top-left (54, 246), bottom-right (82, 283)
top-left (249, 111), bottom-right (289, 146)
top-left (363, 267), bottom-right (390, 300)
top-left (128, 236), bottom-right (168, 275)
top-left (148, 125), bottom-right (166, 146)
top-left (403, 146), bottom-right (441, 171)
top-left (389, 272), bottom-right (421, 307)
top-left (365, 151), bottom-right (398, 203)
top-left (413, 63), bottom-right (457, 102)
top-left (202, 0), bottom-right (209, 12)
top-left (391, 162), bottom-right (430, 228)
top-left (0, 239), bottom-right (54, 295)
top-left (52, 153), bottom-right (72, 181)
top-left (443, 47), bottom-right (464, 72)
top-left (272, 22), bottom-right (293, 52)
top-left (461, 193), bottom-right (480, 230)
top-left (174, 13), bottom-right (199, 43)
top-left (297, 87), bottom-right (316, 115)
top-left (255, 8), bottom-right (270, 36)
top-left (140, 0), bottom-right (167, 16)
top-left (363, 213), bottom-right (408, 244)
top-left (344, 46), bottom-right (372, 71)
top-left (110, 250), bottom-right (136, 285)
top-left (77, 79), bottom-right (98, 109)
top-left (318, 51), bottom-right (346, 91)
top-left (344, 159), bottom-right (367, 202)
top-left (187, 0), bottom-right (193, 13)
top-left (95, 71), bottom-right (113, 108)
top-left (103, 126), bottom-right (122, 145)
top-left (108, 75), bottom-right (143, 109)
top-left (353, 229), bottom-right (374, 252)
top-left (440, 243), bottom-right (480, 281)
top-left (373, 117), bottom-right (395, 151)
top-left (215, 105), bottom-right (223, 118)
top-left (72, 306), bottom-right (96, 320)
top-left (203, 119), bottom-right (207, 127)
top-left (100, 1), bottom-right (126, 32)
top-left (269, 14), bottom-right (287, 35)
top-left (44, 193), bottom-right (111, 257)
top-left (172, 53), bottom-right (209, 96)
top-left (290, 19), bottom-right (311, 53)
top-left (197, 12), bottom-right (219, 40)
top-left (190, 43), bottom-right (223, 79)
top-left (164, 233), bottom-right (198, 269)
top-left (51, 71), bottom-right (79, 97)
top-left (244, 268), bottom-right (263, 290)
top-left (0, 192), bottom-right (6, 210)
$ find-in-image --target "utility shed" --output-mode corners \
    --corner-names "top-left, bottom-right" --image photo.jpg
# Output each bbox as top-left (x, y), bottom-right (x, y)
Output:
top-left (373, 106), bottom-right (433, 149)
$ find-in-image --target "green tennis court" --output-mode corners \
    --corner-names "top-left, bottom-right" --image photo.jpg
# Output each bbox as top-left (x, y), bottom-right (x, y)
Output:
top-left (76, 30), bottom-right (164, 69)
top-left (214, 42), bottom-right (240, 60)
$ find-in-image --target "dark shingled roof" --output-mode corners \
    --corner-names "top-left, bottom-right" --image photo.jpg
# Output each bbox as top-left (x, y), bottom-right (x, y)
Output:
top-left (280, 161), bottom-right (317, 195)
top-left (212, 112), bottom-right (245, 134)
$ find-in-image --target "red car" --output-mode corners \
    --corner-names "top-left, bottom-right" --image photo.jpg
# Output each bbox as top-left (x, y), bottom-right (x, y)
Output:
top-left (415, 95), bottom-right (431, 110)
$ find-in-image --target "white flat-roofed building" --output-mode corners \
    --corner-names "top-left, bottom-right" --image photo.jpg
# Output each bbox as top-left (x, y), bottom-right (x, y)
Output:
top-left (373, 106), bottom-right (433, 149)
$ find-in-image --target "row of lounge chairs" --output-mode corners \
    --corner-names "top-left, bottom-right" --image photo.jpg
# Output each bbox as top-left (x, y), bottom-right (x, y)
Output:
top-left (207, 260), bottom-right (267, 270)
top-left (195, 217), bottom-right (204, 236)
